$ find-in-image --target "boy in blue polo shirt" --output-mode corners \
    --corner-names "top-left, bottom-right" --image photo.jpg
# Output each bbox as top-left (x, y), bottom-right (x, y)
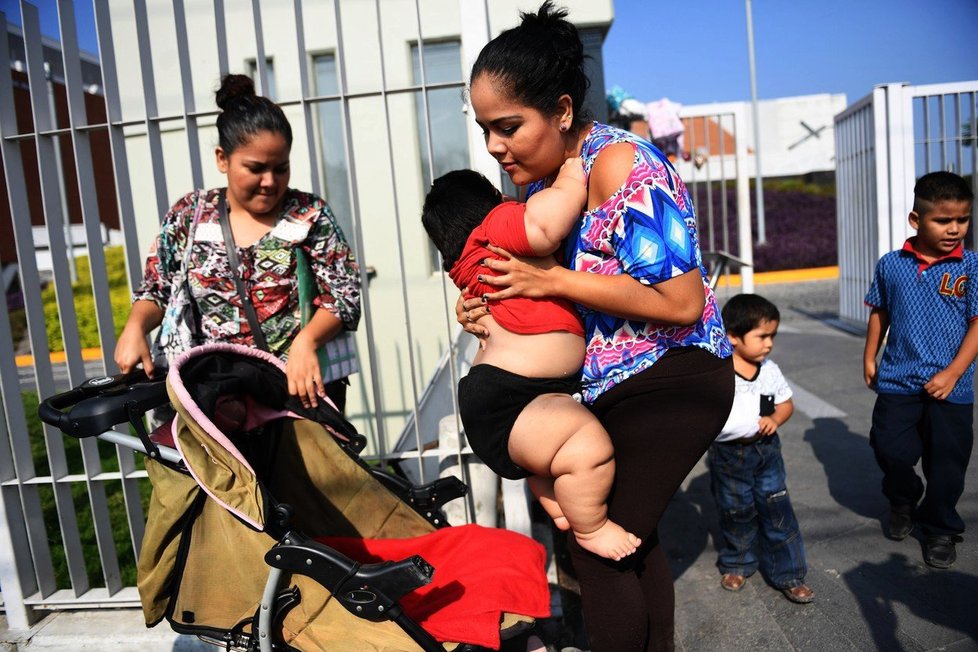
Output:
top-left (863, 171), bottom-right (976, 569)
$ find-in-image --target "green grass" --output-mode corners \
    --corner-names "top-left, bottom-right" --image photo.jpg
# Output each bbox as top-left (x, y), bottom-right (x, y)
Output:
top-left (42, 246), bottom-right (133, 352)
top-left (25, 390), bottom-right (151, 588)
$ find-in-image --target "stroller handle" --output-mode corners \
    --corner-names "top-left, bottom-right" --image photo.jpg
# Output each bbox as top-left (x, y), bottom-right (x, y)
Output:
top-left (38, 369), bottom-right (167, 438)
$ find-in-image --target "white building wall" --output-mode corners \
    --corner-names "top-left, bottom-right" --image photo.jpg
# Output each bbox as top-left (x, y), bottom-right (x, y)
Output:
top-left (107, 0), bottom-right (612, 448)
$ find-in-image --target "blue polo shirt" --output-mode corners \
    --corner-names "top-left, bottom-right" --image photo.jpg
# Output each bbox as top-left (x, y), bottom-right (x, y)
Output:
top-left (865, 238), bottom-right (978, 404)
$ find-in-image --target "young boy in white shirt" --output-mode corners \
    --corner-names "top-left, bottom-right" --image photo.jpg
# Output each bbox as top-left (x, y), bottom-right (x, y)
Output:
top-left (708, 293), bottom-right (813, 604)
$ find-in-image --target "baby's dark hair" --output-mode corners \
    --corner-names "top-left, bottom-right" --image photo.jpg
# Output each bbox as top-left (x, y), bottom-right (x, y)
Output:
top-left (422, 170), bottom-right (503, 271)
top-left (721, 294), bottom-right (781, 338)
top-left (470, 1), bottom-right (591, 131)
top-left (912, 171), bottom-right (974, 215)
top-left (215, 74), bottom-right (293, 154)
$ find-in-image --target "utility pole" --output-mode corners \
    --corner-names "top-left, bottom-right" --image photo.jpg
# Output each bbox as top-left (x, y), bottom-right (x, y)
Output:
top-left (745, 0), bottom-right (766, 244)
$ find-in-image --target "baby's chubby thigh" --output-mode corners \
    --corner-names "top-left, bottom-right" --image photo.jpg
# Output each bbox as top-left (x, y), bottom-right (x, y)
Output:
top-left (508, 392), bottom-right (611, 478)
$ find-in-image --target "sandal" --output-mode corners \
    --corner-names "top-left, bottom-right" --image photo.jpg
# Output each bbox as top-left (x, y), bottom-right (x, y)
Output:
top-left (720, 573), bottom-right (746, 592)
top-left (781, 584), bottom-right (814, 604)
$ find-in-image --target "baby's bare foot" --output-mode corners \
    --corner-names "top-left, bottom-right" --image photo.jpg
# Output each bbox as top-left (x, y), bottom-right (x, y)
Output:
top-left (574, 520), bottom-right (641, 561)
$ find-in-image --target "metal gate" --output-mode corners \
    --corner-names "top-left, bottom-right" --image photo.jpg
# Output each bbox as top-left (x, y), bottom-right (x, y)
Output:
top-left (835, 81), bottom-right (978, 327)
top-left (0, 0), bottom-right (616, 628)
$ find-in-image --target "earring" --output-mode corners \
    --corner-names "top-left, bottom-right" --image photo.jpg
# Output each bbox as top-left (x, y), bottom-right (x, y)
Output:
top-left (559, 123), bottom-right (569, 132)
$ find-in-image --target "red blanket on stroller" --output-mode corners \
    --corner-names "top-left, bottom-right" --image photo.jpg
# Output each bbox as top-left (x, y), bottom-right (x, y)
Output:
top-left (320, 524), bottom-right (550, 648)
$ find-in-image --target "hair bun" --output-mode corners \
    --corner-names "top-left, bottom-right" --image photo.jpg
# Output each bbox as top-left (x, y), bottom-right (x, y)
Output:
top-left (520, 2), bottom-right (583, 66)
top-left (215, 74), bottom-right (257, 111)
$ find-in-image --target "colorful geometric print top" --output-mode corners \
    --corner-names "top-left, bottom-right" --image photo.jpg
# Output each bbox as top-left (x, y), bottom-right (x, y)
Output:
top-left (134, 187), bottom-right (361, 361)
top-left (864, 238), bottom-right (978, 404)
top-left (528, 122), bottom-right (731, 403)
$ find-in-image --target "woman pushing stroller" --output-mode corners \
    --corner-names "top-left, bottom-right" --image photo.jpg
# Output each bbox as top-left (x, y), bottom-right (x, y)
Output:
top-left (114, 74), bottom-right (360, 412)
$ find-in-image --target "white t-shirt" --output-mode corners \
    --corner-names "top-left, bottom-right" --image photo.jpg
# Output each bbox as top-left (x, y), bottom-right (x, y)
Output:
top-left (715, 359), bottom-right (793, 442)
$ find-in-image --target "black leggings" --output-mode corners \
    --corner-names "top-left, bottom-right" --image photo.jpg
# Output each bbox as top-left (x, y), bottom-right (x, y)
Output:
top-left (569, 347), bottom-right (734, 652)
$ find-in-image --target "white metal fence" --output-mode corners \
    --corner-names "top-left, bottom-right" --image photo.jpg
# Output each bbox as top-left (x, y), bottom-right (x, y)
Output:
top-left (0, 0), bottom-right (753, 630)
top-left (675, 102), bottom-right (754, 294)
top-left (835, 81), bottom-right (978, 327)
top-left (0, 0), bottom-right (621, 628)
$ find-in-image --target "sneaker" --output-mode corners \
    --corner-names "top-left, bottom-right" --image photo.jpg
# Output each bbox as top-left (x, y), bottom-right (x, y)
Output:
top-left (887, 506), bottom-right (914, 541)
top-left (923, 535), bottom-right (958, 569)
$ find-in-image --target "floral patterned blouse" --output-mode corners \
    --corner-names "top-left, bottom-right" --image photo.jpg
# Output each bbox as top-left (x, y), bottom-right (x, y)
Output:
top-left (133, 187), bottom-right (360, 361)
top-left (528, 122), bottom-right (731, 403)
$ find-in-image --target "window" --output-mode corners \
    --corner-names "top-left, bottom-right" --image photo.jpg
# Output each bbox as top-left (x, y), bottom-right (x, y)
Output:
top-left (411, 41), bottom-right (469, 273)
top-left (247, 57), bottom-right (276, 100)
top-left (312, 53), bottom-right (353, 241)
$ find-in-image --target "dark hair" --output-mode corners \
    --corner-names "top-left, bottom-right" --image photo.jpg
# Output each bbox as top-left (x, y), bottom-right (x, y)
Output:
top-left (912, 171), bottom-right (974, 215)
top-left (721, 294), bottom-right (781, 338)
top-left (214, 74), bottom-right (293, 154)
top-left (470, 1), bottom-right (591, 130)
top-left (422, 170), bottom-right (503, 271)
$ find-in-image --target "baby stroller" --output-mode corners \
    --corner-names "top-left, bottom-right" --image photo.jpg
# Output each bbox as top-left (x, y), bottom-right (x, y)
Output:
top-left (39, 343), bottom-right (551, 651)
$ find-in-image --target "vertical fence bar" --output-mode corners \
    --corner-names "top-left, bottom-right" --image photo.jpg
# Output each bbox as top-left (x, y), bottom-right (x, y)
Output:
top-left (420, 0), bottom-right (473, 524)
top-left (733, 107), bottom-right (753, 293)
top-left (92, 0), bottom-right (142, 294)
top-left (371, 0), bottom-right (426, 480)
top-left (291, 0), bottom-right (322, 197)
top-left (250, 0), bottom-right (269, 97)
top-left (874, 86), bottom-right (893, 254)
top-left (718, 113), bottom-right (729, 253)
top-left (703, 113), bottom-right (714, 251)
top-left (330, 0), bottom-right (388, 449)
top-left (921, 97), bottom-right (930, 176)
top-left (88, 0), bottom-right (148, 560)
top-left (56, 0), bottom-right (125, 595)
top-left (953, 93), bottom-right (963, 176)
top-left (172, 0), bottom-right (204, 190)
top-left (459, 0), bottom-right (497, 183)
top-left (0, 11), bottom-right (43, 627)
top-left (20, 0), bottom-right (90, 597)
top-left (132, 0), bottom-right (169, 220)
top-left (939, 94), bottom-right (947, 172)
top-left (214, 0), bottom-right (229, 78)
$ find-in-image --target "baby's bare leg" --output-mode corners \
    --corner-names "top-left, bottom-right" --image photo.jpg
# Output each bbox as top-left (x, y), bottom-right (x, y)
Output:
top-left (509, 394), bottom-right (641, 560)
top-left (527, 476), bottom-right (569, 530)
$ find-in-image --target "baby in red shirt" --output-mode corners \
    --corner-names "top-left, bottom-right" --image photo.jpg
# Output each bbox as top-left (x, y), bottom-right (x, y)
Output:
top-left (422, 159), bottom-right (639, 561)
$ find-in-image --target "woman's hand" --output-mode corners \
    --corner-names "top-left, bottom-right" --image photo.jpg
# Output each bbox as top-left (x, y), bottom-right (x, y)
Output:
top-left (114, 300), bottom-right (164, 377)
top-left (477, 245), bottom-right (561, 301)
top-left (115, 323), bottom-right (155, 377)
top-left (456, 293), bottom-right (490, 349)
top-left (286, 332), bottom-right (325, 408)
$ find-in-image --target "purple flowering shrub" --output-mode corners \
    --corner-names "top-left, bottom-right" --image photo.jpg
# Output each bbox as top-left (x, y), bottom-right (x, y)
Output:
top-left (689, 184), bottom-right (837, 272)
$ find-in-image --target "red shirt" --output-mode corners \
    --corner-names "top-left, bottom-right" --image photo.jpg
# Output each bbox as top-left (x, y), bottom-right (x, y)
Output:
top-left (449, 202), bottom-right (583, 336)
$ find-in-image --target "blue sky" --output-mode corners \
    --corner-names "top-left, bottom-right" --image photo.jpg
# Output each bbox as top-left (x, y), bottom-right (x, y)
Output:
top-left (603, 0), bottom-right (978, 106)
top-left (0, 0), bottom-right (97, 52)
top-left (4, 0), bottom-right (977, 110)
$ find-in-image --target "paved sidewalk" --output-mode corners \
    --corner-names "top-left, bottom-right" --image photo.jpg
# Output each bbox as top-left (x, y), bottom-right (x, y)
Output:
top-left (2, 280), bottom-right (975, 651)
top-left (667, 280), bottom-right (978, 651)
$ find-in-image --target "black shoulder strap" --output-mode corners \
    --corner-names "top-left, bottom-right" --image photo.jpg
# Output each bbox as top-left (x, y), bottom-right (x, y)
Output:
top-left (218, 189), bottom-right (270, 352)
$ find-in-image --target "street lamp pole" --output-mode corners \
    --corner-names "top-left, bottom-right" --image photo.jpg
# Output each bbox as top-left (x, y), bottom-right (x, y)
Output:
top-left (745, 0), bottom-right (766, 244)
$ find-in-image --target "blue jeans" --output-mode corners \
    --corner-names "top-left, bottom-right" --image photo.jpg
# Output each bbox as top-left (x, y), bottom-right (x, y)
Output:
top-left (707, 434), bottom-right (808, 589)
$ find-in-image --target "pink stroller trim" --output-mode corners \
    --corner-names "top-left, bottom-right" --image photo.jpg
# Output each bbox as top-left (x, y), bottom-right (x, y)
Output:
top-left (168, 342), bottom-right (340, 530)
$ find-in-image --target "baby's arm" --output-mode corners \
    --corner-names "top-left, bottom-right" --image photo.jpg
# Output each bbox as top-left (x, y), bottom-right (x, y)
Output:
top-left (758, 398), bottom-right (794, 436)
top-left (863, 307), bottom-right (889, 388)
top-left (522, 157), bottom-right (587, 256)
top-left (924, 318), bottom-right (978, 400)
